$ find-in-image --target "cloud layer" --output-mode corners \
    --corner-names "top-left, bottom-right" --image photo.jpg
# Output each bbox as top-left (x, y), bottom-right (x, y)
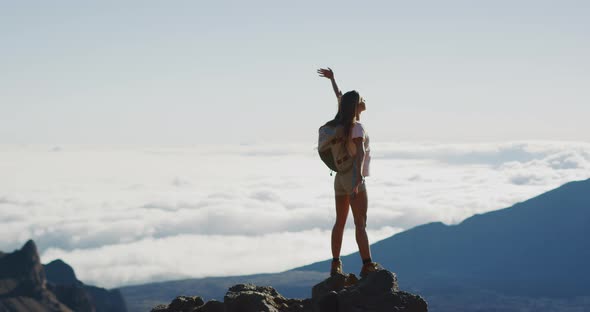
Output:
top-left (0, 141), bottom-right (589, 288)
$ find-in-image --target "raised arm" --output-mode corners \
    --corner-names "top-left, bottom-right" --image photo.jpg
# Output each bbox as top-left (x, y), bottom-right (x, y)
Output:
top-left (317, 67), bottom-right (342, 109)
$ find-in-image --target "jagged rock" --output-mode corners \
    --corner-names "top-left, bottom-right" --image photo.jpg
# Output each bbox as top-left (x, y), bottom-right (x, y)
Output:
top-left (151, 270), bottom-right (427, 312)
top-left (0, 240), bottom-right (72, 312)
top-left (169, 295), bottom-right (205, 311)
top-left (224, 283), bottom-right (310, 312)
top-left (0, 240), bottom-right (47, 295)
top-left (149, 296), bottom-right (206, 312)
top-left (1, 240), bottom-right (129, 312)
top-left (153, 284), bottom-right (312, 312)
top-left (312, 269), bottom-right (427, 312)
top-left (194, 299), bottom-right (224, 312)
top-left (317, 291), bottom-right (338, 312)
top-left (150, 304), bottom-right (169, 312)
top-left (312, 273), bottom-right (359, 300)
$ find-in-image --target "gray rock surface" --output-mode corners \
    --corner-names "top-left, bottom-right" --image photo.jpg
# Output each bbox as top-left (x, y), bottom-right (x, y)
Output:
top-left (152, 269), bottom-right (427, 312)
top-left (195, 300), bottom-right (224, 312)
top-left (224, 284), bottom-right (310, 312)
top-left (312, 269), bottom-right (427, 312)
top-left (168, 296), bottom-right (205, 312)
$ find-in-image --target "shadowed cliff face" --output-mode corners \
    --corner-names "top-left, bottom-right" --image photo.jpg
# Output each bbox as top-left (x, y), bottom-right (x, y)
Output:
top-left (0, 240), bottom-right (46, 293)
top-left (41, 252), bottom-right (129, 312)
top-left (44, 260), bottom-right (81, 286)
top-left (0, 240), bottom-right (128, 312)
top-left (0, 240), bottom-right (72, 312)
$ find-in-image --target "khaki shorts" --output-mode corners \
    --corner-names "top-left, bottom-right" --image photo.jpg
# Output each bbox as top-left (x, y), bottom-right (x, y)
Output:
top-left (334, 168), bottom-right (366, 196)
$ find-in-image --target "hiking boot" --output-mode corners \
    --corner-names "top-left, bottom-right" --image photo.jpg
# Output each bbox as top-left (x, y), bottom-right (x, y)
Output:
top-left (360, 262), bottom-right (382, 279)
top-left (330, 259), bottom-right (343, 276)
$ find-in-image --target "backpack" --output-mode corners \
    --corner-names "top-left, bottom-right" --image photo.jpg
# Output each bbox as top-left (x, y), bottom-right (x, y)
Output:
top-left (318, 120), bottom-right (354, 175)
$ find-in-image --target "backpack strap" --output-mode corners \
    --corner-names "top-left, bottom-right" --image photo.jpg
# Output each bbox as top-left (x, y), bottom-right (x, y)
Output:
top-left (336, 155), bottom-right (350, 165)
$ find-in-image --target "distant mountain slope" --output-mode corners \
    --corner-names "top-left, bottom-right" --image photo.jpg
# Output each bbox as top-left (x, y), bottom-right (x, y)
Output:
top-left (295, 178), bottom-right (590, 297)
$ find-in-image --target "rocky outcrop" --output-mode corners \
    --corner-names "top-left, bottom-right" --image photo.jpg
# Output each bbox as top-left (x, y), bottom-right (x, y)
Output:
top-left (0, 240), bottom-right (128, 312)
top-left (224, 284), bottom-right (311, 312)
top-left (0, 240), bottom-right (72, 312)
top-left (0, 240), bottom-right (47, 295)
top-left (45, 260), bottom-right (82, 286)
top-left (151, 269), bottom-right (427, 312)
top-left (151, 285), bottom-right (311, 312)
top-left (151, 296), bottom-right (202, 312)
top-left (312, 270), bottom-right (427, 312)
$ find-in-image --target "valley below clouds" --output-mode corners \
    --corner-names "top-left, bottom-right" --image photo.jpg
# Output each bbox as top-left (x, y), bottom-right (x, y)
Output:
top-left (1, 141), bottom-right (589, 288)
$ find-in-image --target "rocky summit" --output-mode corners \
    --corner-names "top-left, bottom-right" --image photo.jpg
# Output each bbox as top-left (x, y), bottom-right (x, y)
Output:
top-left (312, 270), bottom-right (427, 312)
top-left (0, 240), bottom-right (128, 312)
top-left (0, 240), bottom-right (72, 312)
top-left (151, 268), bottom-right (427, 312)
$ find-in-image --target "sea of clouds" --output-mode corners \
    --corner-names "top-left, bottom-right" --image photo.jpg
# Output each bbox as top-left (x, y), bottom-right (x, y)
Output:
top-left (0, 141), bottom-right (589, 288)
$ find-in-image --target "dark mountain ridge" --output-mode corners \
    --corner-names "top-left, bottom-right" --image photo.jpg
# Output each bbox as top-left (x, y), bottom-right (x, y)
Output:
top-left (0, 240), bottom-right (128, 312)
top-left (0, 240), bottom-right (71, 312)
top-left (43, 259), bottom-right (128, 312)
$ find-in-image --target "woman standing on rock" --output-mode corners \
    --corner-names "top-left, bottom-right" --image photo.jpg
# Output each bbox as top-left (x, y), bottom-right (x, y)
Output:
top-left (318, 67), bottom-right (381, 278)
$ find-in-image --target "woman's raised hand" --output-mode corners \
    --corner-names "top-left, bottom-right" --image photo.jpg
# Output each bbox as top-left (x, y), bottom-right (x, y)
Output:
top-left (318, 67), bottom-right (342, 102)
top-left (317, 67), bottom-right (335, 80)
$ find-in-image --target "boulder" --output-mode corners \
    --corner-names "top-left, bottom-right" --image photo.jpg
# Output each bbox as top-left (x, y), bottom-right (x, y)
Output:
top-left (312, 269), bottom-right (427, 312)
top-left (195, 299), bottom-right (224, 312)
top-left (224, 283), bottom-right (310, 312)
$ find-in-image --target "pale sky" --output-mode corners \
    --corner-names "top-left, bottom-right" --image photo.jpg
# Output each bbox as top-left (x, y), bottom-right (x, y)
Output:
top-left (1, 0), bottom-right (589, 144)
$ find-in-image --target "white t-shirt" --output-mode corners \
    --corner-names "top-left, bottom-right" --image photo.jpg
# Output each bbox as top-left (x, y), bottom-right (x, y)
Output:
top-left (349, 121), bottom-right (371, 177)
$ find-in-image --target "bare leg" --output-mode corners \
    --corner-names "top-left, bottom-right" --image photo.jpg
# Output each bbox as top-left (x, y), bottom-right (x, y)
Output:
top-left (350, 189), bottom-right (371, 261)
top-left (332, 194), bottom-right (350, 259)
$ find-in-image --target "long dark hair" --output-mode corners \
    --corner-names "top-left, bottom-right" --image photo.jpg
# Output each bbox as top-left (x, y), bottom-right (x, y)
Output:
top-left (336, 90), bottom-right (360, 149)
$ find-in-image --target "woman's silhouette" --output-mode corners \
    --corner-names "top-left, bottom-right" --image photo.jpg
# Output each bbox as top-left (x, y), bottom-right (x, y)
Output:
top-left (318, 67), bottom-right (381, 278)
